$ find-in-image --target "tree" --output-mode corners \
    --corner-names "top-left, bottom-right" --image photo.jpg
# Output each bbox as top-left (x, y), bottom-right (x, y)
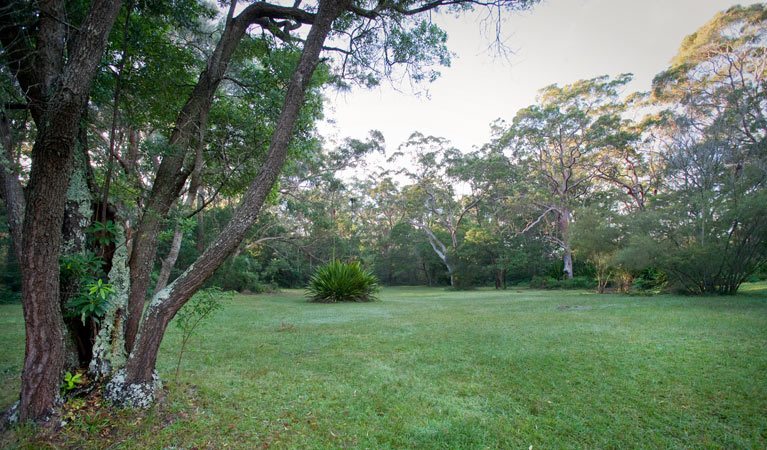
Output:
top-left (394, 133), bottom-right (481, 287)
top-left (0, 0), bottom-right (125, 422)
top-left (1, 0), bottom-right (537, 421)
top-left (501, 74), bottom-right (632, 279)
top-left (624, 4), bottom-right (767, 294)
top-left (571, 205), bottom-right (623, 293)
top-left (353, 176), bottom-right (406, 283)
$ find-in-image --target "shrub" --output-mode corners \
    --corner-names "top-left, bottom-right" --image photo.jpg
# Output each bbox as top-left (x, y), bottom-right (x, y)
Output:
top-left (529, 276), bottom-right (559, 289)
top-left (559, 276), bottom-right (596, 290)
top-left (529, 275), bottom-right (595, 290)
top-left (0, 285), bottom-right (21, 304)
top-left (206, 255), bottom-right (266, 293)
top-left (307, 260), bottom-right (379, 303)
top-left (629, 268), bottom-right (667, 296)
top-left (750, 264), bottom-right (767, 281)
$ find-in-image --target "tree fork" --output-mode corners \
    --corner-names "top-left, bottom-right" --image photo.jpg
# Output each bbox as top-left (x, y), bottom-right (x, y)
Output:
top-left (122, 0), bottom-right (307, 352)
top-left (107, 0), bottom-right (350, 403)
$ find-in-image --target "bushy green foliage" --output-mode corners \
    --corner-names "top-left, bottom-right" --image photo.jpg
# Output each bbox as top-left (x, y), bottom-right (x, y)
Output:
top-left (0, 212), bottom-right (20, 303)
top-left (615, 190), bottom-right (767, 295)
top-left (530, 275), bottom-right (595, 290)
top-left (208, 255), bottom-right (267, 293)
top-left (84, 220), bottom-right (118, 247)
top-left (747, 265), bottom-right (767, 282)
top-left (306, 260), bottom-right (379, 303)
top-left (545, 258), bottom-right (595, 280)
top-left (628, 268), bottom-right (667, 295)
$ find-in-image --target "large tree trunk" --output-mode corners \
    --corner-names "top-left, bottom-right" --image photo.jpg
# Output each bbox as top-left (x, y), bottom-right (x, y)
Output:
top-left (18, 122), bottom-right (75, 421)
top-left (2, 0), bottom-right (124, 422)
top-left (106, 0), bottom-right (350, 406)
top-left (20, 109), bottom-right (98, 422)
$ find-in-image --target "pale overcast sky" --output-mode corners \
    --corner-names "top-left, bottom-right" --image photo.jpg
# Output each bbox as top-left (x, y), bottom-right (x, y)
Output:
top-left (318, 0), bottom-right (762, 159)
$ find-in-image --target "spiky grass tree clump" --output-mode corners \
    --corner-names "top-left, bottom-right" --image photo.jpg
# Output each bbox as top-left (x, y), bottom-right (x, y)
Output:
top-left (307, 260), bottom-right (380, 303)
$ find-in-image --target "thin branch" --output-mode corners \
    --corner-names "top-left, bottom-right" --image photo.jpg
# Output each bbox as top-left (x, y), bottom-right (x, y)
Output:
top-left (516, 205), bottom-right (557, 235)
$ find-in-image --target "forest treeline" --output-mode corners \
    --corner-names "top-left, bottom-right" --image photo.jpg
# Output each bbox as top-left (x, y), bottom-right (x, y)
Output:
top-left (2, 4), bottom-right (766, 301)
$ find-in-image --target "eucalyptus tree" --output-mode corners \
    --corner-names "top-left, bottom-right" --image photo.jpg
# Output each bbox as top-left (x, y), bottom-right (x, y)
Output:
top-left (393, 132), bottom-right (482, 287)
top-left (244, 131), bottom-right (385, 276)
top-left (501, 74), bottom-right (632, 279)
top-left (652, 4), bottom-right (766, 169)
top-left (336, 172), bottom-right (440, 286)
top-left (1, 0), bottom-right (537, 421)
top-left (440, 144), bottom-right (517, 287)
top-left (570, 205), bottom-right (624, 293)
top-left (623, 4), bottom-right (767, 294)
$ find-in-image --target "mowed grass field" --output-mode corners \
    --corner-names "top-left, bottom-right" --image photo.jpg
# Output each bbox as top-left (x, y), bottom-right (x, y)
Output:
top-left (1, 285), bottom-right (767, 448)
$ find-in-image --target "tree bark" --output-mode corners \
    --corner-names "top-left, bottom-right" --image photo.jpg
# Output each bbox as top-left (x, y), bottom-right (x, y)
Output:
top-left (107, 0), bottom-right (350, 403)
top-left (196, 192), bottom-right (206, 254)
top-left (89, 222), bottom-right (130, 378)
top-left (21, 109), bottom-right (90, 422)
top-left (558, 208), bottom-right (573, 279)
top-left (125, 128), bottom-right (139, 172)
top-left (412, 221), bottom-right (454, 286)
top-left (5, 0), bottom-right (124, 422)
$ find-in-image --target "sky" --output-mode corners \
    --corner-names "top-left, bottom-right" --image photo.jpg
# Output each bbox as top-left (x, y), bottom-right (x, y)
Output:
top-left (318, 0), bottom-right (762, 160)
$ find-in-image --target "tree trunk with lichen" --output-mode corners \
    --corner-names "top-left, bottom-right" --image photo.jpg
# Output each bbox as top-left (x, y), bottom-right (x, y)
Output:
top-left (89, 222), bottom-right (130, 378)
top-left (0, 0), bottom-right (124, 422)
top-left (60, 123), bottom-right (99, 369)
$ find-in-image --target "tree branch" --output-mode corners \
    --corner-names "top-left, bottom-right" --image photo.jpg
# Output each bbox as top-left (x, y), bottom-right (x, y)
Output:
top-left (516, 205), bottom-right (557, 235)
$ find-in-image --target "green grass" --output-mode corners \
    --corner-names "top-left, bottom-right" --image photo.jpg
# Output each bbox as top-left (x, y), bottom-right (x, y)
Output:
top-left (2, 285), bottom-right (767, 448)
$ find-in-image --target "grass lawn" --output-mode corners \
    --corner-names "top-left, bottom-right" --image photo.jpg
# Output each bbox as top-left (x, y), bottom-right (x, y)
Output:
top-left (1, 285), bottom-right (767, 448)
